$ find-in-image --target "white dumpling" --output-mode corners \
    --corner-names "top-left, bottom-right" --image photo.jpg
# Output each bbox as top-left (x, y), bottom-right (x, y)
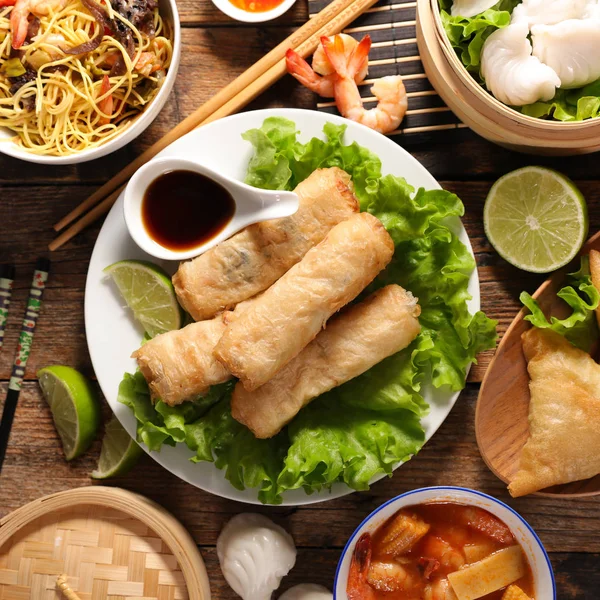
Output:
top-left (481, 23), bottom-right (561, 106)
top-left (451, 0), bottom-right (498, 18)
top-left (532, 19), bottom-right (600, 89)
top-left (585, 0), bottom-right (600, 20)
top-left (217, 513), bottom-right (297, 600)
top-left (279, 584), bottom-right (333, 600)
top-left (511, 0), bottom-right (589, 27)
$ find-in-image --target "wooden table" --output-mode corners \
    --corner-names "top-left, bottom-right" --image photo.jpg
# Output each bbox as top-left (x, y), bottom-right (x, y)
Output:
top-left (1, 2), bottom-right (600, 597)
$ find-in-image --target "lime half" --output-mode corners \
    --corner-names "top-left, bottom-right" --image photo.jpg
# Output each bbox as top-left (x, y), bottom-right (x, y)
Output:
top-left (104, 260), bottom-right (181, 337)
top-left (484, 167), bottom-right (588, 274)
top-left (37, 366), bottom-right (100, 461)
top-left (91, 414), bottom-right (143, 479)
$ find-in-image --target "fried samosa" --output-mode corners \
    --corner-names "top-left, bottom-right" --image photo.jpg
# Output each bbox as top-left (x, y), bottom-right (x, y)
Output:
top-left (508, 328), bottom-right (600, 497)
top-left (214, 212), bottom-right (395, 391)
top-left (231, 285), bottom-right (420, 438)
top-left (173, 167), bottom-right (359, 321)
top-left (132, 316), bottom-right (231, 406)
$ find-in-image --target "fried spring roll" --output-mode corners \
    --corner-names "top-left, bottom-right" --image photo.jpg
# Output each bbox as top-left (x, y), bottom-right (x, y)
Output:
top-left (231, 285), bottom-right (421, 438)
top-left (214, 212), bottom-right (395, 391)
top-left (173, 167), bottom-right (359, 321)
top-left (132, 317), bottom-right (231, 406)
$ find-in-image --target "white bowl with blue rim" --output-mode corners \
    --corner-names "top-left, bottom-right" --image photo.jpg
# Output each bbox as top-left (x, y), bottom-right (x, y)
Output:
top-left (334, 486), bottom-right (556, 599)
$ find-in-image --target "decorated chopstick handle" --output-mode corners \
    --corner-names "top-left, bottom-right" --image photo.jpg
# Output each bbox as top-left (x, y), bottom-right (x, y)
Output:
top-left (8, 259), bottom-right (49, 392)
top-left (0, 265), bottom-right (15, 351)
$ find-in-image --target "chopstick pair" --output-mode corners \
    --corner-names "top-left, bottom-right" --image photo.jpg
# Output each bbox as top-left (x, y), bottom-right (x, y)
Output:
top-left (0, 258), bottom-right (50, 474)
top-left (48, 0), bottom-right (381, 252)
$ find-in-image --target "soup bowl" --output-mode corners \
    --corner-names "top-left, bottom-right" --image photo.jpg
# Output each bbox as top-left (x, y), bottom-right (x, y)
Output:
top-left (334, 486), bottom-right (556, 599)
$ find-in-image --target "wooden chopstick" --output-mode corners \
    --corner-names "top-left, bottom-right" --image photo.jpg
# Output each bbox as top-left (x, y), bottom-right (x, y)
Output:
top-left (52, 0), bottom-right (378, 237)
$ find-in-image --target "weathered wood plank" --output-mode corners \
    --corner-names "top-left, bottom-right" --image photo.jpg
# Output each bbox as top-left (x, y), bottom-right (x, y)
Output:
top-left (177, 0), bottom-right (308, 25)
top-left (1, 28), bottom-right (600, 184)
top-left (4, 180), bottom-right (600, 381)
top-left (1, 382), bottom-right (599, 556)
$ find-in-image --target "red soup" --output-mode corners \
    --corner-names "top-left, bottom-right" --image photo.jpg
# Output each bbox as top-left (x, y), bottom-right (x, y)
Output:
top-left (347, 503), bottom-right (535, 600)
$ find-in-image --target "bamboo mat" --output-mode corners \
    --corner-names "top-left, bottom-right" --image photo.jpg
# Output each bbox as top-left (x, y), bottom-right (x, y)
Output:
top-left (307, 0), bottom-right (468, 141)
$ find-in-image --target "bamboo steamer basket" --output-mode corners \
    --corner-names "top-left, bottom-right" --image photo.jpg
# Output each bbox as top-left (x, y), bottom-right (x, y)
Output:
top-left (416, 0), bottom-right (600, 155)
top-left (0, 487), bottom-right (211, 600)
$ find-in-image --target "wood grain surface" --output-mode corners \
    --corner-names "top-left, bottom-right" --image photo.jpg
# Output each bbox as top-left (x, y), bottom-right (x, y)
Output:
top-left (1, 8), bottom-right (600, 600)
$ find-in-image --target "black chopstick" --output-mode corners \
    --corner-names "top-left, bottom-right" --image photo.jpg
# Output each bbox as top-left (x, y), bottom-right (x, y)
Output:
top-left (0, 258), bottom-right (50, 473)
top-left (0, 264), bottom-right (16, 353)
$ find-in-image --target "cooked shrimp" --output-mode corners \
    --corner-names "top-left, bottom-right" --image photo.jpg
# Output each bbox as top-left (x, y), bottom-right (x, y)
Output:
top-left (286, 34), bottom-right (368, 98)
top-left (135, 51), bottom-right (162, 76)
top-left (347, 533), bottom-right (377, 600)
top-left (367, 560), bottom-right (417, 593)
top-left (424, 579), bottom-right (458, 600)
top-left (322, 34), bottom-right (408, 134)
top-left (0, 0), bottom-right (66, 49)
top-left (422, 536), bottom-right (465, 570)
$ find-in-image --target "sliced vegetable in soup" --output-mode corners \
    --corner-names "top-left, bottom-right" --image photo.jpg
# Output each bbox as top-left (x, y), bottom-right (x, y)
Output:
top-left (347, 503), bottom-right (535, 600)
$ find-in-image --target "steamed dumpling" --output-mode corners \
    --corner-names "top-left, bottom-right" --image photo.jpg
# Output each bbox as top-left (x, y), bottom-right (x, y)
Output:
top-left (217, 513), bottom-right (297, 600)
top-left (279, 584), bottom-right (333, 600)
top-left (532, 19), bottom-right (600, 88)
top-left (511, 0), bottom-right (589, 27)
top-left (451, 0), bottom-right (498, 18)
top-left (586, 0), bottom-right (600, 19)
top-left (481, 23), bottom-right (561, 106)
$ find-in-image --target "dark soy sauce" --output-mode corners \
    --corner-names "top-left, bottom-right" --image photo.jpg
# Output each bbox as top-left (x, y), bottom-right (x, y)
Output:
top-left (142, 170), bottom-right (235, 251)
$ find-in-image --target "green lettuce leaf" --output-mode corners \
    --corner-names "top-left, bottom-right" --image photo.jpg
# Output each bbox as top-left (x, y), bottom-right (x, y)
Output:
top-left (439, 0), bottom-right (518, 76)
top-left (520, 80), bottom-right (600, 122)
top-left (520, 257), bottom-right (600, 352)
top-left (120, 118), bottom-right (497, 503)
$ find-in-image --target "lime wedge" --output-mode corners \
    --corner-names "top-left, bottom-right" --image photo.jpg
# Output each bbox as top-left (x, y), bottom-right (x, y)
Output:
top-left (104, 260), bottom-right (182, 337)
top-left (37, 366), bottom-right (100, 461)
top-left (91, 414), bottom-right (143, 479)
top-left (484, 167), bottom-right (588, 274)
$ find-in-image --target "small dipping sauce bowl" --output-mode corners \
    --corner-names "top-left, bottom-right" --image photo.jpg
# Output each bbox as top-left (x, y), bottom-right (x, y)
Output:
top-left (211, 0), bottom-right (297, 23)
top-left (124, 157), bottom-right (299, 261)
top-left (334, 487), bottom-right (556, 600)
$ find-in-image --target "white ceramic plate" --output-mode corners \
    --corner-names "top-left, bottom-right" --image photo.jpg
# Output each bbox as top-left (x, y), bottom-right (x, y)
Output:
top-left (85, 108), bottom-right (481, 506)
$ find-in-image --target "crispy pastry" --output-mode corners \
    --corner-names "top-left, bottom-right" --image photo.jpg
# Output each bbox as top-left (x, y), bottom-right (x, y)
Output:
top-left (132, 316), bottom-right (231, 406)
top-left (214, 212), bottom-right (395, 391)
top-left (172, 167), bottom-right (359, 321)
top-left (231, 285), bottom-right (420, 438)
top-left (509, 328), bottom-right (600, 497)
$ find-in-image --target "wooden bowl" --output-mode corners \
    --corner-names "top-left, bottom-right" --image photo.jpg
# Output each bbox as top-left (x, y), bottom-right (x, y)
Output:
top-left (476, 231), bottom-right (600, 498)
top-left (415, 0), bottom-right (600, 156)
top-left (0, 487), bottom-right (211, 599)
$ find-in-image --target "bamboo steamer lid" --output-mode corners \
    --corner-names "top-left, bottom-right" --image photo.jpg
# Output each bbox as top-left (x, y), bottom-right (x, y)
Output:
top-left (0, 487), bottom-right (211, 600)
top-left (416, 0), bottom-right (600, 155)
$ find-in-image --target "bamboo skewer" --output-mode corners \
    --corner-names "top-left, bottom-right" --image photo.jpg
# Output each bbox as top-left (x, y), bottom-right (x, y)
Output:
top-left (51, 0), bottom-right (381, 244)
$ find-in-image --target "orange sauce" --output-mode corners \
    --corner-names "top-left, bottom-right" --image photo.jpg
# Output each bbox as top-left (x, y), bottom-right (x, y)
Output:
top-left (356, 502), bottom-right (535, 599)
top-left (228, 0), bottom-right (285, 12)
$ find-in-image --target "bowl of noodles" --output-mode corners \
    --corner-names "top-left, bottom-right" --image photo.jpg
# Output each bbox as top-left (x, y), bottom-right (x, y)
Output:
top-left (0, 0), bottom-right (180, 163)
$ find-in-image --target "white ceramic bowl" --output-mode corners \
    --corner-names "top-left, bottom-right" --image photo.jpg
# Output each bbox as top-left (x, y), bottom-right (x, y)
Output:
top-left (334, 486), bottom-right (556, 599)
top-left (0, 0), bottom-right (181, 165)
top-left (210, 0), bottom-right (297, 23)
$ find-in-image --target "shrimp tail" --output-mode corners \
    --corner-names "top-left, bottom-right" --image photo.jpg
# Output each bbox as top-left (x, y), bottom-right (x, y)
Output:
top-left (347, 35), bottom-right (371, 78)
top-left (286, 48), bottom-right (334, 97)
top-left (10, 6), bottom-right (29, 49)
top-left (98, 74), bottom-right (113, 124)
top-left (321, 34), bottom-right (350, 77)
top-left (347, 533), bottom-right (376, 600)
top-left (0, 0), bottom-right (16, 7)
